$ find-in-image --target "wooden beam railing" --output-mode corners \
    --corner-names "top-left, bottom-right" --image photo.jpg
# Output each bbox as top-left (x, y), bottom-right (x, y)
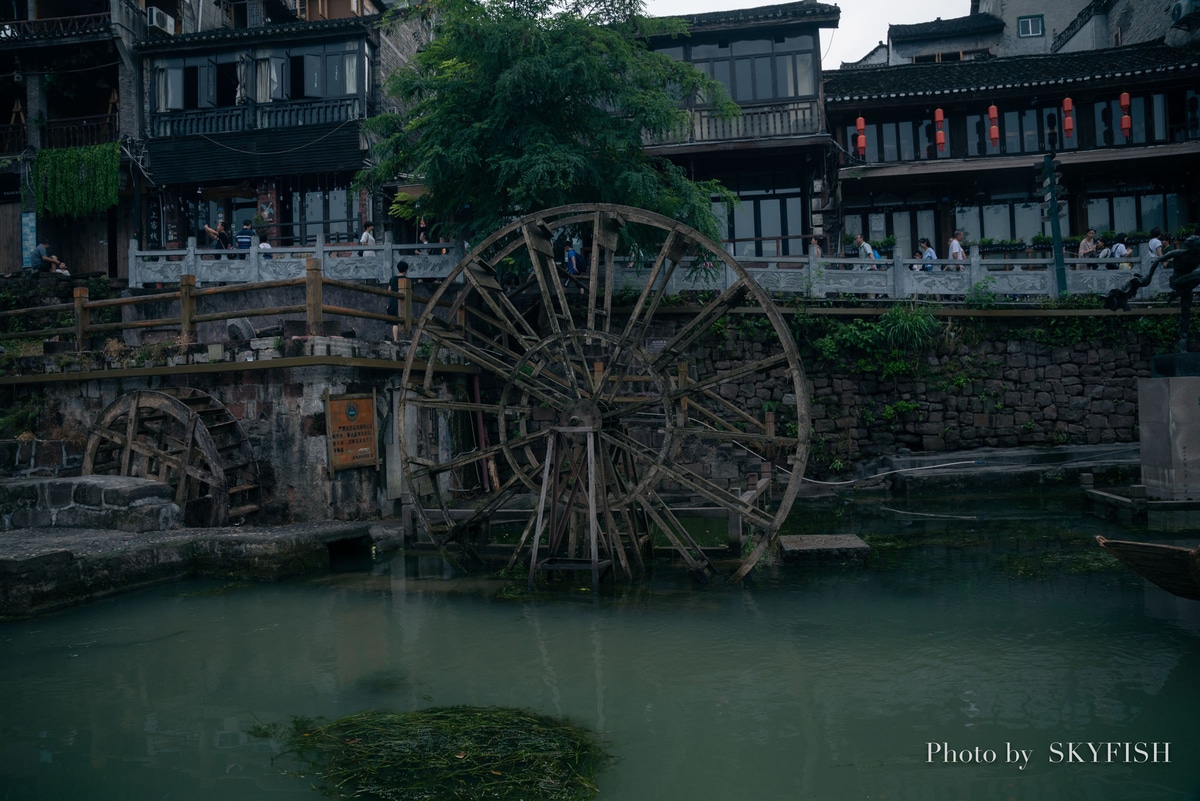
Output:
top-left (41, 114), bottom-right (119, 148)
top-left (0, 259), bottom-right (414, 353)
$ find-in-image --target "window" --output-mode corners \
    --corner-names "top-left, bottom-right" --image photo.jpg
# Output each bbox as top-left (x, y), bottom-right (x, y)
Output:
top-left (684, 33), bottom-right (816, 104)
top-left (256, 57), bottom-right (283, 101)
top-left (1018, 16), bottom-right (1044, 37)
top-left (155, 58), bottom-right (215, 111)
top-left (719, 192), bottom-right (807, 258)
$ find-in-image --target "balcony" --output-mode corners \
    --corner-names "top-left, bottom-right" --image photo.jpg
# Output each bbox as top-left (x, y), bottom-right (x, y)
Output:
top-left (648, 99), bottom-right (824, 149)
top-left (151, 98), bottom-right (362, 138)
top-left (41, 114), bottom-right (118, 148)
top-left (0, 13), bottom-right (112, 44)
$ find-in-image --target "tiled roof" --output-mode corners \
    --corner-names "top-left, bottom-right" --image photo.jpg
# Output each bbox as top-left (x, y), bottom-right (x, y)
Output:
top-left (825, 41), bottom-right (1200, 104)
top-left (889, 13), bottom-right (1004, 43)
top-left (667, 1), bottom-right (840, 30)
top-left (136, 15), bottom-right (379, 51)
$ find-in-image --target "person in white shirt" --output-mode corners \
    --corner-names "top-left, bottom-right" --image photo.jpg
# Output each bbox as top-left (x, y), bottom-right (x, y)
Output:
top-left (1147, 227), bottom-right (1164, 259)
top-left (1111, 233), bottom-right (1130, 268)
top-left (359, 222), bottom-right (377, 257)
top-left (854, 233), bottom-right (873, 261)
top-left (946, 230), bottom-right (965, 269)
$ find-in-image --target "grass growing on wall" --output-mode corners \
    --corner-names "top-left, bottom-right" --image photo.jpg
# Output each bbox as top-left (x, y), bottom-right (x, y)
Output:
top-left (32, 142), bottom-right (120, 219)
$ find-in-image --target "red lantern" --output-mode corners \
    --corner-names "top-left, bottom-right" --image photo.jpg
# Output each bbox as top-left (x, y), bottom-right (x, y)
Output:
top-left (1062, 97), bottom-right (1073, 114)
top-left (1121, 114), bottom-right (1132, 137)
top-left (856, 133), bottom-right (866, 156)
top-left (856, 116), bottom-right (866, 135)
top-left (1119, 92), bottom-right (1130, 112)
top-left (988, 104), bottom-right (998, 123)
top-left (1063, 114), bottom-right (1075, 138)
top-left (934, 108), bottom-right (944, 126)
top-left (989, 124), bottom-right (999, 147)
top-left (935, 129), bottom-right (945, 152)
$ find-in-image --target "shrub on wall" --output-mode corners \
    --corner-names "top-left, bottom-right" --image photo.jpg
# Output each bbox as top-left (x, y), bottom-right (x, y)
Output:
top-left (32, 142), bottom-right (120, 219)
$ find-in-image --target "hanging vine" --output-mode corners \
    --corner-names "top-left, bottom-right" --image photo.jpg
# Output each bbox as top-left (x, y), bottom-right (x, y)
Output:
top-left (32, 141), bottom-right (120, 219)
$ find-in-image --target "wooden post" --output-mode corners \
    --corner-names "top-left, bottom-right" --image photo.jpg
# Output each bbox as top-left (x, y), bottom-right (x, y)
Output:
top-left (678, 362), bottom-right (689, 422)
top-left (400, 276), bottom-right (412, 336)
top-left (728, 485), bottom-right (743, 553)
top-left (72, 286), bottom-right (89, 352)
top-left (179, 274), bottom-right (196, 345)
top-left (306, 257), bottom-right (323, 336)
top-left (593, 361), bottom-right (603, 394)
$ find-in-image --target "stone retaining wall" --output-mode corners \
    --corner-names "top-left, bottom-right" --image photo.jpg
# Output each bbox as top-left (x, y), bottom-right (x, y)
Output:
top-left (684, 323), bottom-right (1158, 480)
top-left (0, 476), bottom-right (180, 532)
top-left (0, 439), bottom-right (83, 478)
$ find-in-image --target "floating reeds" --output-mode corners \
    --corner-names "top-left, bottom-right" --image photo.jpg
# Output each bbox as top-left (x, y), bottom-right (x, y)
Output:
top-left (251, 705), bottom-right (610, 800)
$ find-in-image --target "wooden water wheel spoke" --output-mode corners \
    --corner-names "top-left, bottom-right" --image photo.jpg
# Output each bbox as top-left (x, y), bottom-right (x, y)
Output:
top-left (609, 352), bottom-right (789, 422)
top-left (520, 222), bottom-right (574, 340)
top-left (648, 282), bottom-right (750, 373)
top-left (398, 204), bottom-right (809, 583)
top-left (595, 245), bottom-right (683, 404)
top-left (635, 489), bottom-right (715, 575)
top-left (84, 388), bottom-right (261, 527)
top-left (602, 429), bottom-right (775, 530)
top-left (410, 427), bottom-right (551, 482)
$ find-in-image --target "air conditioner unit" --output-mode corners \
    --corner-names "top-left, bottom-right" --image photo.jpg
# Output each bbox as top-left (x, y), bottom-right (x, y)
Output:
top-left (147, 6), bottom-right (175, 35)
top-left (1171, 0), bottom-right (1198, 24)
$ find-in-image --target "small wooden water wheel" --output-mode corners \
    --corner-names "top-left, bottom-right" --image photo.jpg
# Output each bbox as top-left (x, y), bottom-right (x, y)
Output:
top-left (398, 204), bottom-right (809, 585)
top-left (83, 387), bottom-right (262, 527)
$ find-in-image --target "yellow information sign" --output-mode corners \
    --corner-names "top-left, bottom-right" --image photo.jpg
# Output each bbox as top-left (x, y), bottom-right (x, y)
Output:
top-left (326, 392), bottom-right (378, 474)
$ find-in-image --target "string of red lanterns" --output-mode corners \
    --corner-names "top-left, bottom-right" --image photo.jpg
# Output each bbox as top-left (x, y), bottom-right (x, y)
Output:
top-left (854, 92), bottom-right (1120, 161)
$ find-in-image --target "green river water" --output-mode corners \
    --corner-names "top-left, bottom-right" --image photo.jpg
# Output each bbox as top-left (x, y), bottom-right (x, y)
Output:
top-left (1, 490), bottom-right (1197, 800)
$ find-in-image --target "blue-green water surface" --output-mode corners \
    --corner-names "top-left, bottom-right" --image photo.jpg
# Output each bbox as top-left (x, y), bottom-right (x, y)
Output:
top-left (1, 491), bottom-right (1198, 800)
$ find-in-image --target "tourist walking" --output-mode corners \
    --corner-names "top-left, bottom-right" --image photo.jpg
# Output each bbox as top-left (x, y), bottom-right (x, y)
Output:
top-left (360, 222), bottom-right (376, 257)
top-left (947, 230), bottom-right (965, 269)
top-left (235, 219), bottom-right (254, 258)
top-left (204, 221), bottom-right (231, 256)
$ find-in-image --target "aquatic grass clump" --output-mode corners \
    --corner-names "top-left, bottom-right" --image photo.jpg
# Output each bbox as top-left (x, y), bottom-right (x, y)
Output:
top-left (251, 706), bottom-right (610, 801)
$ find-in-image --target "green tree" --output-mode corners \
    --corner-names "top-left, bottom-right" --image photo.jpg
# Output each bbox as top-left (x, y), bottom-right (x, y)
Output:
top-left (362, 0), bottom-right (737, 244)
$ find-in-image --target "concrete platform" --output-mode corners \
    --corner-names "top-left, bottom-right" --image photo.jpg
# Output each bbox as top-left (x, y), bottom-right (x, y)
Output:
top-left (778, 534), bottom-right (870, 564)
top-left (0, 520), bottom-right (405, 619)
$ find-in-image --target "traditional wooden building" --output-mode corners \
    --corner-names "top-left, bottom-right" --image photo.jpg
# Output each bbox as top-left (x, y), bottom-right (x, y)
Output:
top-left (647, 1), bottom-right (840, 261)
top-left (0, 0), bottom-right (144, 276)
top-left (824, 42), bottom-right (1200, 258)
top-left (135, 0), bottom-right (420, 256)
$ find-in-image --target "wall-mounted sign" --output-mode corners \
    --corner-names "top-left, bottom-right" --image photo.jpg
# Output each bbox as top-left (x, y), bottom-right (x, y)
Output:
top-left (325, 391), bottom-right (379, 475)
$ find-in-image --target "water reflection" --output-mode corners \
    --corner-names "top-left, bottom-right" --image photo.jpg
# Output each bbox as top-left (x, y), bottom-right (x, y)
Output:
top-left (0, 492), bottom-right (1198, 800)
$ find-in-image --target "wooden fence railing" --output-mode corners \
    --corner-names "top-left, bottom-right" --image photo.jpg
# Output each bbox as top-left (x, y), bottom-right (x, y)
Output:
top-left (0, 259), bottom-right (417, 353)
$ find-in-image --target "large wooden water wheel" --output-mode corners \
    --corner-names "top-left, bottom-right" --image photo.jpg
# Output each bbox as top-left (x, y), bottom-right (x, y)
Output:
top-left (83, 387), bottom-right (262, 527)
top-left (398, 204), bottom-right (809, 584)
